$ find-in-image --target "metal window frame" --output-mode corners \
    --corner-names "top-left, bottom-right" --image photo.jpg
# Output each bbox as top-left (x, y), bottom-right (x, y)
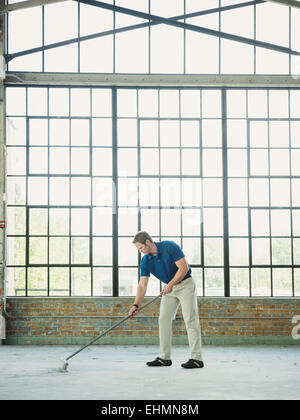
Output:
top-left (4, 84), bottom-right (300, 298)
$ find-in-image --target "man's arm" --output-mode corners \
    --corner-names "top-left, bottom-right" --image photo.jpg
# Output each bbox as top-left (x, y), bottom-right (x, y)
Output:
top-left (162, 257), bottom-right (189, 295)
top-left (129, 276), bottom-right (149, 317)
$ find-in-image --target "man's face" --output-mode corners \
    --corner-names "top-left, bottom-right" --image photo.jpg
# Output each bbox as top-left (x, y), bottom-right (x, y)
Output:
top-left (135, 240), bottom-right (151, 255)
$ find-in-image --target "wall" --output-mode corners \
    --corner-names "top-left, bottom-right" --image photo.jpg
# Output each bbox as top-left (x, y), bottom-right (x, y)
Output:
top-left (3, 297), bottom-right (300, 345)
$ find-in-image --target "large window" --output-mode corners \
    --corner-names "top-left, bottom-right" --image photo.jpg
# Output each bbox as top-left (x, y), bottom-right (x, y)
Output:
top-left (5, 86), bottom-right (300, 297)
top-left (5, 0), bottom-right (300, 76)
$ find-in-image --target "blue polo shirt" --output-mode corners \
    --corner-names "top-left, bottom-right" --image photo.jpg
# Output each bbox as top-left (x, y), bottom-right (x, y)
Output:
top-left (140, 240), bottom-right (191, 285)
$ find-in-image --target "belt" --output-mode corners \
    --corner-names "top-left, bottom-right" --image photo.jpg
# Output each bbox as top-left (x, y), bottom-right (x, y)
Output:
top-left (180, 275), bottom-right (191, 283)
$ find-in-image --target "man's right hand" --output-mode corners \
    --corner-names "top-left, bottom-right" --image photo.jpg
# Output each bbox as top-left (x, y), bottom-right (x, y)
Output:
top-left (129, 305), bottom-right (139, 318)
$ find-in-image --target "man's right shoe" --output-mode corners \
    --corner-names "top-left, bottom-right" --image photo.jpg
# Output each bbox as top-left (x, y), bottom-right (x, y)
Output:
top-left (146, 357), bottom-right (172, 367)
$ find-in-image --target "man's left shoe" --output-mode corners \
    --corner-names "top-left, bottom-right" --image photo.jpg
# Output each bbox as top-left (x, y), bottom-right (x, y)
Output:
top-left (181, 359), bottom-right (204, 369)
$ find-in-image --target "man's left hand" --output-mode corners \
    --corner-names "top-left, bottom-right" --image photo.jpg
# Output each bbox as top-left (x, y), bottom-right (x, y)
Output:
top-left (162, 283), bottom-right (173, 295)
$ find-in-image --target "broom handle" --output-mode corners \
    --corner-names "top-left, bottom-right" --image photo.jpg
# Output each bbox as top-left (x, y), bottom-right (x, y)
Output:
top-left (65, 293), bottom-right (163, 362)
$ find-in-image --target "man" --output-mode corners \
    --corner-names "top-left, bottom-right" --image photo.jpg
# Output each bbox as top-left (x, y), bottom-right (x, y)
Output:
top-left (129, 231), bottom-right (204, 369)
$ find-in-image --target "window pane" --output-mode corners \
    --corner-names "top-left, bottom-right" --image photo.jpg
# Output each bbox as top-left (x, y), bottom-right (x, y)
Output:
top-left (228, 179), bottom-right (248, 206)
top-left (7, 147), bottom-right (26, 175)
top-left (71, 208), bottom-right (90, 235)
top-left (250, 149), bottom-right (269, 176)
top-left (181, 149), bottom-right (200, 175)
top-left (6, 117), bottom-right (26, 145)
top-left (228, 150), bottom-right (247, 177)
top-left (182, 178), bottom-right (202, 207)
top-left (271, 179), bottom-right (290, 207)
top-left (49, 237), bottom-right (69, 264)
top-left (49, 88), bottom-right (69, 116)
top-left (71, 178), bottom-right (91, 205)
top-left (202, 150), bottom-right (222, 176)
top-left (71, 148), bottom-right (90, 174)
top-left (115, 28), bottom-right (148, 73)
top-left (140, 149), bottom-right (159, 175)
top-left (29, 208), bottom-right (48, 235)
top-left (93, 148), bottom-right (112, 176)
top-left (92, 178), bottom-right (113, 207)
top-left (118, 208), bottom-right (138, 236)
top-left (29, 147), bottom-right (48, 174)
top-left (71, 119), bottom-right (90, 146)
top-left (251, 210), bottom-right (270, 236)
top-left (29, 237), bottom-right (48, 264)
top-left (49, 208), bottom-right (69, 235)
top-left (6, 88), bottom-right (26, 116)
top-left (119, 268), bottom-right (138, 296)
top-left (180, 91), bottom-right (200, 118)
top-left (6, 267), bottom-right (26, 297)
top-left (249, 179), bottom-right (269, 207)
top-left (273, 268), bottom-right (292, 296)
top-left (93, 208), bottom-right (112, 235)
top-left (271, 210), bottom-right (291, 236)
top-left (160, 149), bottom-right (180, 175)
top-left (151, 26), bottom-right (183, 74)
top-left (251, 268), bottom-right (271, 296)
top-left (159, 90), bottom-right (179, 118)
top-left (272, 238), bottom-right (291, 265)
top-left (140, 209), bottom-right (160, 236)
top-left (71, 237), bottom-right (89, 264)
top-left (92, 119), bottom-right (112, 146)
top-left (118, 239), bottom-right (138, 266)
top-left (181, 121), bottom-right (200, 147)
top-left (160, 178), bottom-right (181, 207)
top-left (204, 238), bottom-right (223, 266)
top-left (230, 268), bottom-right (249, 296)
top-left (118, 178), bottom-right (138, 207)
top-left (93, 268), bottom-right (113, 296)
top-left (229, 238), bottom-right (249, 266)
top-left (6, 237), bottom-right (26, 266)
top-left (71, 89), bottom-right (90, 117)
top-left (49, 119), bottom-right (69, 146)
top-left (227, 90), bottom-right (247, 118)
top-left (7, 177), bottom-right (26, 205)
top-left (182, 237), bottom-right (201, 265)
top-left (202, 120), bottom-right (222, 147)
top-left (117, 90), bottom-right (137, 117)
top-left (50, 177), bottom-right (69, 206)
top-left (28, 177), bottom-right (48, 205)
top-left (139, 178), bottom-right (159, 207)
top-left (204, 268), bottom-right (224, 296)
top-left (204, 208), bottom-right (223, 236)
top-left (292, 210), bottom-right (300, 236)
top-left (6, 207), bottom-right (26, 236)
top-left (71, 268), bottom-right (91, 296)
top-left (49, 267), bottom-right (69, 296)
top-left (27, 268), bottom-right (47, 296)
top-left (201, 90), bottom-right (221, 118)
top-left (28, 88), bottom-right (47, 116)
top-left (160, 121), bottom-right (180, 147)
top-left (270, 149), bottom-right (289, 176)
top-left (50, 148), bottom-right (69, 174)
top-left (252, 238), bottom-right (270, 265)
top-left (118, 119), bottom-right (137, 147)
top-left (161, 209), bottom-right (181, 236)
top-left (291, 150), bottom-right (300, 176)
top-left (269, 121), bottom-right (289, 148)
top-left (203, 179), bottom-right (223, 206)
top-left (229, 208), bottom-right (248, 236)
top-left (227, 120), bottom-right (247, 148)
top-left (118, 149), bottom-right (138, 176)
top-left (138, 90), bottom-right (158, 118)
top-left (250, 121), bottom-right (268, 148)
top-left (182, 209), bottom-right (201, 236)
top-left (93, 237), bottom-right (112, 265)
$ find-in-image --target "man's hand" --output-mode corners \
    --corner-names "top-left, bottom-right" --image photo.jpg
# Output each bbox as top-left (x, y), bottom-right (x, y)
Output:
top-left (162, 283), bottom-right (173, 295)
top-left (129, 306), bottom-right (138, 318)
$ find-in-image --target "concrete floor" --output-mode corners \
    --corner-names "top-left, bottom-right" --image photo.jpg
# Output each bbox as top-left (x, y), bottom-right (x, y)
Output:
top-left (0, 344), bottom-right (299, 400)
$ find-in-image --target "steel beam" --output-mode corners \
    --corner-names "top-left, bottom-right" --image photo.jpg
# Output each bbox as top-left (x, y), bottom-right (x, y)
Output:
top-left (74, 0), bottom-right (300, 56)
top-left (263, 0), bottom-right (300, 9)
top-left (5, 1), bottom-right (264, 63)
top-left (4, 72), bottom-right (300, 87)
top-left (0, 0), bottom-right (70, 14)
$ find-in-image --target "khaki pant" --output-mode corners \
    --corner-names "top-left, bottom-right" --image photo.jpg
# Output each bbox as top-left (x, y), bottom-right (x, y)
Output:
top-left (159, 276), bottom-right (203, 361)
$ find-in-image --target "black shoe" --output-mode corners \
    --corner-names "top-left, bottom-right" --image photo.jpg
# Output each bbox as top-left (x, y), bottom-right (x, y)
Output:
top-left (147, 357), bottom-right (172, 367)
top-left (181, 359), bottom-right (204, 369)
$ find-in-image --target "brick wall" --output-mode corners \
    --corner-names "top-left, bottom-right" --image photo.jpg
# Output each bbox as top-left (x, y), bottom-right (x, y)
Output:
top-left (3, 297), bottom-right (300, 345)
